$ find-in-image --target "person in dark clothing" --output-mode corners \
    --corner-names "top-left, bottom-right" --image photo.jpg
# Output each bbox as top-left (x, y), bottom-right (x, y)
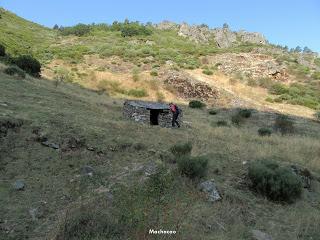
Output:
top-left (169, 103), bottom-right (180, 128)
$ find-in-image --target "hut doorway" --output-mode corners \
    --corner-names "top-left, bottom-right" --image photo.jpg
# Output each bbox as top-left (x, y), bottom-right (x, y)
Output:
top-left (150, 109), bottom-right (160, 125)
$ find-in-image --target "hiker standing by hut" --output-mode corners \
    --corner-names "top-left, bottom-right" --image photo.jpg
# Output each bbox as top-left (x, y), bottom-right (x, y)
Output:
top-left (169, 103), bottom-right (180, 128)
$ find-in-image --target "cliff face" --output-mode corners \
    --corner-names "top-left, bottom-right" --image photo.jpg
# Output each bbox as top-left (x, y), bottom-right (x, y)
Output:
top-left (155, 21), bottom-right (267, 48)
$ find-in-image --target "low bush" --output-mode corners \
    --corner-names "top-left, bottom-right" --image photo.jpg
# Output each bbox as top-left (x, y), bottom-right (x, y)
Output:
top-left (258, 128), bottom-right (272, 136)
top-left (127, 88), bottom-right (148, 97)
top-left (208, 109), bottom-right (218, 115)
top-left (120, 21), bottom-right (152, 37)
top-left (248, 160), bottom-right (302, 202)
top-left (258, 77), bottom-right (273, 89)
top-left (315, 111), bottom-right (320, 121)
top-left (0, 44), bottom-right (5, 56)
top-left (239, 109), bottom-right (252, 118)
top-left (247, 78), bottom-right (258, 87)
top-left (202, 69), bottom-right (213, 75)
top-left (13, 55), bottom-right (41, 77)
top-left (177, 155), bottom-right (208, 179)
top-left (216, 120), bottom-right (228, 127)
top-left (189, 100), bottom-right (206, 109)
top-left (59, 23), bottom-right (91, 36)
top-left (231, 114), bottom-right (244, 126)
top-left (265, 97), bottom-right (274, 103)
top-left (4, 66), bottom-right (26, 78)
top-left (170, 142), bottom-right (192, 156)
top-left (269, 83), bottom-right (289, 95)
top-left (311, 71), bottom-right (320, 80)
top-left (150, 70), bottom-right (158, 76)
top-left (274, 115), bottom-right (294, 135)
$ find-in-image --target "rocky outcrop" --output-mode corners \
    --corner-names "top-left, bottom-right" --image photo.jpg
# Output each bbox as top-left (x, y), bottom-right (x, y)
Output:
top-left (162, 71), bottom-right (219, 100)
top-left (212, 28), bottom-right (237, 48)
top-left (237, 30), bottom-right (267, 44)
top-left (154, 21), bottom-right (179, 31)
top-left (155, 21), bottom-right (268, 47)
top-left (198, 180), bottom-right (221, 202)
top-left (206, 53), bottom-right (289, 81)
top-left (178, 23), bottom-right (212, 44)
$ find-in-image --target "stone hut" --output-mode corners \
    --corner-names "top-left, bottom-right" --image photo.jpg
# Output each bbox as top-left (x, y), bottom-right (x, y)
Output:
top-left (123, 100), bottom-right (182, 127)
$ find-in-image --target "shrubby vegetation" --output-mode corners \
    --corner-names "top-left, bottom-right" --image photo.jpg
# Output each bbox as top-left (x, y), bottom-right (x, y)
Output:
top-left (177, 156), bottom-right (208, 179)
top-left (4, 66), bottom-right (26, 78)
top-left (0, 44), bottom-right (5, 56)
top-left (13, 55), bottom-right (41, 77)
top-left (248, 160), bottom-right (302, 202)
top-left (274, 115), bottom-right (294, 135)
top-left (258, 127), bottom-right (272, 136)
top-left (239, 109), bottom-right (252, 118)
top-left (202, 69), bottom-right (213, 75)
top-left (59, 24), bottom-right (92, 36)
top-left (170, 142), bottom-right (192, 156)
top-left (208, 109), bottom-right (218, 115)
top-left (189, 100), bottom-right (206, 109)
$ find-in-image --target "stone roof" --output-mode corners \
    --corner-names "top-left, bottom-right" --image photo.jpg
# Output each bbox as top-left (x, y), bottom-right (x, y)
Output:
top-left (125, 100), bottom-right (170, 110)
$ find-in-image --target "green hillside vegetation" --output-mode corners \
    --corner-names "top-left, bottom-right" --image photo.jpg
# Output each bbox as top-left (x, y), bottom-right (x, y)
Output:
top-left (1, 63), bottom-right (320, 239)
top-left (0, 8), bottom-right (56, 61)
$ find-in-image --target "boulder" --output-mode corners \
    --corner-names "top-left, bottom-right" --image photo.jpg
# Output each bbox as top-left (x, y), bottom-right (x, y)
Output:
top-left (178, 22), bottom-right (212, 43)
top-left (154, 21), bottom-right (179, 31)
top-left (251, 230), bottom-right (273, 240)
top-left (13, 180), bottom-right (25, 190)
top-left (198, 180), bottom-right (221, 202)
top-left (212, 28), bottom-right (237, 48)
top-left (81, 165), bottom-right (94, 177)
top-left (41, 140), bottom-right (59, 149)
top-left (237, 30), bottom-right (267, 45)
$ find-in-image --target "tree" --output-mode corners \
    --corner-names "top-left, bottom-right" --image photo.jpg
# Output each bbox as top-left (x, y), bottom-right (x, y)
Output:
top-left (284, 46), bottom-right (289, 51)
top-left (223, 23), bottom-right (229, 29)
top-left (14, 55), bottom-right (41, 77)
top-left (303, 46), bottom-right (312, 53)
top-left (294, 46), bottom-right (302, 53)
top-left (53, 24), bottom-right (59, 30)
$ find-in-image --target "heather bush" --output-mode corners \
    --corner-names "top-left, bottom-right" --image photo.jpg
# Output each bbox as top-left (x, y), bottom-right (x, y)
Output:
top-left (248, 160), bottom-right (302, 202)
top-left (189, 100), bottom-right (206, 109)
top-left (4, 66), bottom-right (26, 78)
top-left (177, 155), bottom-right (208, 179)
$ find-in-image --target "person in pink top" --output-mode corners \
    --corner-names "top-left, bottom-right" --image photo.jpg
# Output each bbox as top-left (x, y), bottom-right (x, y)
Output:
top-left (169, 103), bottom-right (180, 128)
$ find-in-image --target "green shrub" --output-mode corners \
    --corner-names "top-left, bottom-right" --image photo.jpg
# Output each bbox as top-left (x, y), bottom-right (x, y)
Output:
top-left (59, 24), bottom-right (91, 36)
top-left (150, 70), bottom-right (158, 76)
top-left (216, 120), bottom-right (228, 127)
top-left (202, 69), bottom-right (213, 75)
top-left (247, 78), bottom-right (258, 87)
top-left (311, 71), bottom-right (320, 80)
top-left (0, 44), bottom-right (5, 56)
top-left (208, 109), bottom-right (218, 115)
top-left (258, 77), bottom-right (273, 89)
top-left (265, 97), bottom-right (274, 103)
top-left (120, 22), bottom-right (152, 37)
top-left (189, 100), bottom-right (206, 109)
top-left (231, 114), bottom-right (244, 126)
top-left (239, 109), bottom-right (252, 118)
top-left (269, 83), bottom-right (289, 95)
top-left (13, 55), bottom-right (41, 77)
top-left (274, 115), bottom-right (294, 135)
top-left (258, 128), bottom-right (272, 136)
top-left (170, 142), bottom-right (192, 156)
top-left (4, 66), bottom-right (26, 78)
top-left (177, 155), bottom-right (208, 179)
top-left (248, 160), bottom-right (302, 202)
top-left (127, 88), bottom-right (148, 97)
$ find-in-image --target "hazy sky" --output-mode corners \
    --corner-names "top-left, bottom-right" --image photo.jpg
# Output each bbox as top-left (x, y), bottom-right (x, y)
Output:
top-left (1, 0), bottom-right (320, 52)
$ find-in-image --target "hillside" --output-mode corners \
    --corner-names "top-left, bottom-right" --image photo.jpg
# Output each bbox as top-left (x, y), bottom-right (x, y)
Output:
top-left (1, 9), bottom-right (320, 240)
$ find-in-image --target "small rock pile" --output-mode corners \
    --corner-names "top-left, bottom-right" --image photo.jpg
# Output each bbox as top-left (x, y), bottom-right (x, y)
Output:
top-left (163, 71), bottom-right (219, 100)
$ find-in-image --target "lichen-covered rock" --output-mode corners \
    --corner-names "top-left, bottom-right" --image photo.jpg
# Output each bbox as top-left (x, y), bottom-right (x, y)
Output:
top-left (178, 22), bottom-right (212, 43)
top-left (198, 180), bottom-right (221, 202)
top-left (237, 30), bottom-right (267, 44)
top-left (251, 230), bottom-right (273, 240)
top-left (212, 28), bottom-right (237, 48)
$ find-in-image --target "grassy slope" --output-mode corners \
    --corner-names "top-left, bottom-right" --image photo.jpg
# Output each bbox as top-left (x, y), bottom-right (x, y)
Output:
top-left (1, 68), bottom-right (320, 239)
top-left (0, 8), bottom-right (56, 60)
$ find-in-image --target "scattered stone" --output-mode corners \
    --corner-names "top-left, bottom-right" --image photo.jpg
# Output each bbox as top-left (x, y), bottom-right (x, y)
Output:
top-left (212, 27), bottom-right (237, 48)
top-left (154, 21), bottom-right (179, 31)
top-left (81, 165), bottom-right (94, 177)
top-left (13, 180), bottom-right (25, 191)
top-left (29, 208), bottom-right (42, 221)
top-left (144, 162), bottom-right (158, 176)
top-left (198, 180), bottom-right (221, 202)
top-left (251, 230), bottom-right (273, 240)
top-left (146, 40), bottom-right (155, 46)
top-left (145, 56), bottom-right (154, 62)
top-left (87, 146), bottom-right (95, 151)
top-left (163, 70), bottom-right (219, 101)
top-left (41, 140), bottom-right (59, 149)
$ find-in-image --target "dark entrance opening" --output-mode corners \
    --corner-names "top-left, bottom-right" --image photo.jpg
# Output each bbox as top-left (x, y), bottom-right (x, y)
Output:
top-left (150, 109), bottom-right (160, 125)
